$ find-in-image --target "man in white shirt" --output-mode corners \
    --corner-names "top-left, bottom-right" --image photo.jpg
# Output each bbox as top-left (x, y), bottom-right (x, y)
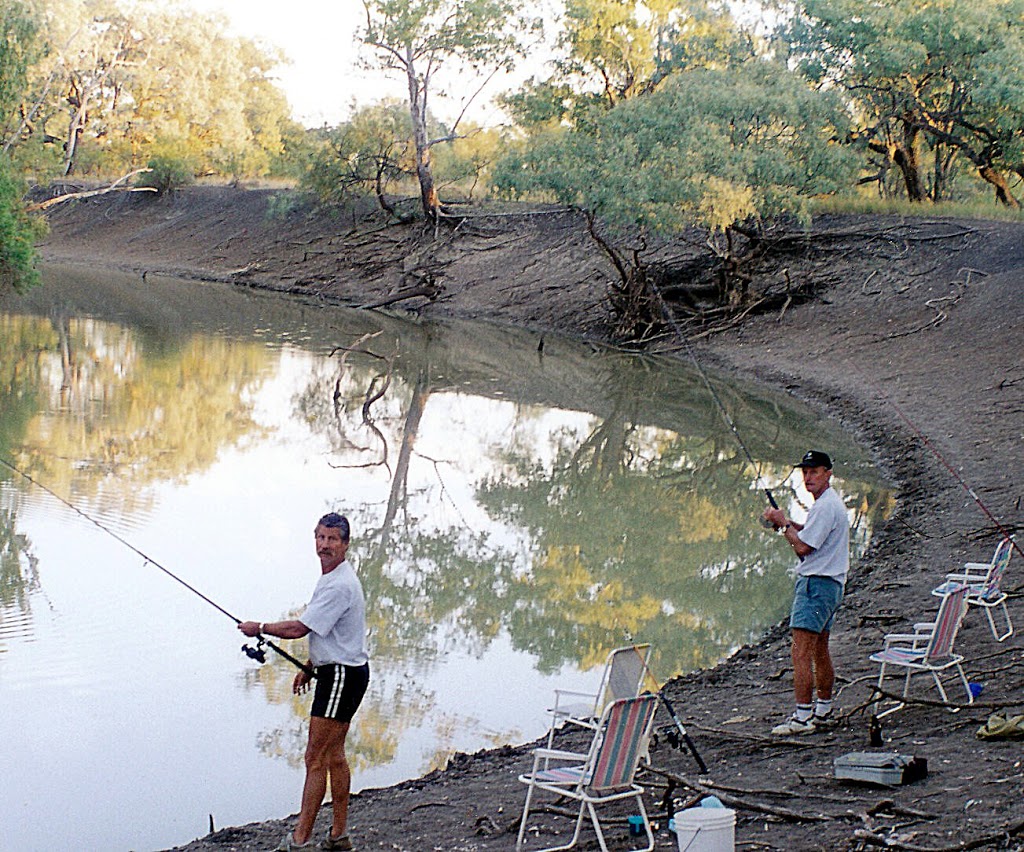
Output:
top-left (240, 513), bottom-right (369, 851)
top-left (763, 451), bottom-right (850, 736)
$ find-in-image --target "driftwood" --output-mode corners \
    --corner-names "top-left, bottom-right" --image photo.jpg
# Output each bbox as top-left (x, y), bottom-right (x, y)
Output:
top-left (852, 818), bottom-right (1024, 851)
top-left (644, 765), bottom-right (831, 823)
top-left (26, 169), bottom-right (156, 212)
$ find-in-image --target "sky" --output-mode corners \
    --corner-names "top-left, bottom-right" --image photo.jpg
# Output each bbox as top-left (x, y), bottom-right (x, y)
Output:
top-left (182, 0), bottom-right (545, 128)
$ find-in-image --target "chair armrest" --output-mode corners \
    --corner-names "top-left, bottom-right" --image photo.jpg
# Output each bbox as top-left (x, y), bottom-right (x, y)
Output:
top-left (963, 561), bottom-right (992, 571)
top-left (552, 689), bottom-right (598, 701)
top-left (549, 689), bottom-right (598, 717)
top-left (950, 564), bottom-right (990, 582)
top-left (533, 747), bottom-right (588, 762)
top-left (883, 631), bottom-right (929, 649)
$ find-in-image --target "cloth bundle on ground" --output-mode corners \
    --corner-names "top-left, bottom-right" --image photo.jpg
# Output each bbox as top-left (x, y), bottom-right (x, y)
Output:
top-left (976, 714), bottom-right (1024, 739)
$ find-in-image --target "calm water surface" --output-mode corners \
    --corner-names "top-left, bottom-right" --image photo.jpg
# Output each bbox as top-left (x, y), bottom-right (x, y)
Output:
top-left (0, 266), bottom-right (891, 851)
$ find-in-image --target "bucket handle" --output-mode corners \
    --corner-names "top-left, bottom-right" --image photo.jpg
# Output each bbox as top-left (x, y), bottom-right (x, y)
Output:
top-left (678, 824), bottom-right (703, 852)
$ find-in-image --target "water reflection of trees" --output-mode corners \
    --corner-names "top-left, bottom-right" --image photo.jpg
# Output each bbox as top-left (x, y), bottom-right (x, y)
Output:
top-left (0, 312), bottom-right (269, 511)
top-left (0, 309), bottom-right (271, 656)
top-left (287, 339), bottom-right (891, 779)
top-left (0, 510), bottom-right (39, 619)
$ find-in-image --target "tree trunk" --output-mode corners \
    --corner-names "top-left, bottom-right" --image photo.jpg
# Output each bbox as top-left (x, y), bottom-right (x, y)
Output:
top-left (979, 165), bottom-right (1021, 209)
top-left (63, 110), bottom-right (85, 177)
top-left (405, 44), bottom-right (440, 220)
top-left (893, 122), bottom-right (925, 202)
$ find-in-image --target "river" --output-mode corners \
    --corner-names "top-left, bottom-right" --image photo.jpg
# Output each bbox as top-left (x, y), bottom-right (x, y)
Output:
top-left (0, 264), bottom-right (890, 850)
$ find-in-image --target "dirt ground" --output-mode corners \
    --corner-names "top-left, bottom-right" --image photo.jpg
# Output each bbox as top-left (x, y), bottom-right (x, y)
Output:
top-left (36, 186), bottom-right (1024, 852)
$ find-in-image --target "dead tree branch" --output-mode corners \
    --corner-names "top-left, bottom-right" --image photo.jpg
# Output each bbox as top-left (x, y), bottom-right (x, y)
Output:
top-left (26, 169), bottom-right (156, 212)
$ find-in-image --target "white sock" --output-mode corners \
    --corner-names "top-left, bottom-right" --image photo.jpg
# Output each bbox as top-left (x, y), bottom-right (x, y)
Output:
top-left (816, 699), bottom-right (833, 717)
top-left (795, 704), bottom-right (814, 722)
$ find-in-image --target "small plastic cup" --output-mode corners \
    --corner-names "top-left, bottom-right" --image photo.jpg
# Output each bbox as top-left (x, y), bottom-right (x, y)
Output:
top-left (969, 682), bottom-right (984, 699)
top-left (627, 815), bottom-right (645, 836)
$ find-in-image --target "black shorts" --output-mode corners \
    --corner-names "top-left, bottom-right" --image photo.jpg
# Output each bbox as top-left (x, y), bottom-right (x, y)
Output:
top-left (311, 663), bottom-right (370, 723)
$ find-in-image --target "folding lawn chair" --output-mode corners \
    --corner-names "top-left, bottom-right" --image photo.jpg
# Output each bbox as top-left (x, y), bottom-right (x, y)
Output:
top-left (869, 582), bottom-right (973, 718)
top-left (546, 644), bottom-right (651, 749)
top-left (517, 694), bottom-right (659, 852)
top-left (932, 536), bottom-right (1015, 641)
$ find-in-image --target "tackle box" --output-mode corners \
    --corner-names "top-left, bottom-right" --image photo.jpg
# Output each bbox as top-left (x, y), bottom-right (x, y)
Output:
top-left (834, 752), bottom-right (928, 786)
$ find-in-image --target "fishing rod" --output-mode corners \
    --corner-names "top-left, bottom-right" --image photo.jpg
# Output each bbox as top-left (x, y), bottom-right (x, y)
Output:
top-left (646, 283), bottom-right (781, 519)
top-left (628, 643), bottom-right (708, 774)
top-left (0, 456), bottom-right (315, 677)
top-left (873, 393), bottom-right (1023, 560)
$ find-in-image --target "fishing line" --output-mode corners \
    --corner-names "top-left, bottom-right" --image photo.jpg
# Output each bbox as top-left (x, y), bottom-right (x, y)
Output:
top-left (646, 283), bottom-right (782, 515)
top-left (0, 456), bottom-right (315, 676)
top-left (871, 393), bottom-right (1022, 559)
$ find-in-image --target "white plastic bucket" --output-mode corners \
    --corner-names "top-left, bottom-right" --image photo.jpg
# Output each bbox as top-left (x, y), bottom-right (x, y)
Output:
top-left (673, 807), bottom-right (736, 852)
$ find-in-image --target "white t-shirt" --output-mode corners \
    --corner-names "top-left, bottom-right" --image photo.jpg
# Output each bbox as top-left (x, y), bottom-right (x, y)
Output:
top-left (795, 485), bottom-right (850, 584)
top-left (300, 560), bottom-right (368, 667)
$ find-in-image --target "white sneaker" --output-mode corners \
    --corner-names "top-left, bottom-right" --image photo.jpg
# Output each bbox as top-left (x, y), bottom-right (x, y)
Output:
top-left (275, 832), bottom-right (316, 851)
top-left (770, 714), bottom-right (816, 736)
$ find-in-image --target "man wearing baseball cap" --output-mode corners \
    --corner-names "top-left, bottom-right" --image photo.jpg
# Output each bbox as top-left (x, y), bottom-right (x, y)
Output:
top-left (763, 450), bottom-right (850, 735)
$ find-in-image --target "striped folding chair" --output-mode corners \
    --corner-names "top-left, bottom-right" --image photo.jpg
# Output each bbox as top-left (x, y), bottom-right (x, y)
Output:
top-left (933, 536), bottom-right (1015, 641)
top-left (517, 694), bottom-right (659, 852)
top-left (870, 583), bottom-right (973, 718)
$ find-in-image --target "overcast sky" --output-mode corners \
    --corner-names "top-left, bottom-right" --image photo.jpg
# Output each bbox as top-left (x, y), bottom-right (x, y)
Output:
top-left (181, 0), bottom-right (546, 128)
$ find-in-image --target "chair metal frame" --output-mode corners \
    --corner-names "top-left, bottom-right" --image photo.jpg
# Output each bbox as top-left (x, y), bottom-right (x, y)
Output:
top-left (933, 536), bottom-right (1015, 641)
top-left (546, 644), bottom-right (652, 749)
top-left (517, 694), bottom-right (659, 852)
top-left (870, 583), bottom-right (973, 718)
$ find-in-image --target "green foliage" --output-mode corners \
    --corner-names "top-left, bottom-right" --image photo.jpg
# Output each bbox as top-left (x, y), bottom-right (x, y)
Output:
top-left (362, 0), bottom-right (539, 214)
top-left (301, 101), bottom-right (415, 206)
top-left (784, 0), bottom-right (1024, 205)
top-left (0, 0), bottom-right (42, 143)
top-left (495, 60), bottom-right (858, 235)
top-left (503, 0), bottom-right (753, 131)
top-left (135, 153), bottom-right (196, 195)
top-left (5, 1), bottom-right (298, 182)
top-left (0, 154), bottom-right (41, 293)
top-left (432, 125), bottom-right (505, 198)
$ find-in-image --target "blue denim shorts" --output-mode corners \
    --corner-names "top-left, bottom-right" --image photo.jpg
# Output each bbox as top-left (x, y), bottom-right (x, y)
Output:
top-left (790, 575), bottom-right (844, 633)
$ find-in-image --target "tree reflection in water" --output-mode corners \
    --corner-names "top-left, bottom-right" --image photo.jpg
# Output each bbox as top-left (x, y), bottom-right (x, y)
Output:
top-left (0, 274), bottom-right (891, 793)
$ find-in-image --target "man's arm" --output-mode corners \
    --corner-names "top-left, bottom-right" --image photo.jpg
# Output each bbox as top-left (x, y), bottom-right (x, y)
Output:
top-left (238, 619), bottom-right (310, 639)
top-left (762, 508), bottom-right (813, 557)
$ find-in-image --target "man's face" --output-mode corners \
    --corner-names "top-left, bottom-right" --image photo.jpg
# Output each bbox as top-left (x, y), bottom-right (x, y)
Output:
top-left (315, 524), bottom-right (348, 569)
top-left (801, 465), bottom-right (832, 499)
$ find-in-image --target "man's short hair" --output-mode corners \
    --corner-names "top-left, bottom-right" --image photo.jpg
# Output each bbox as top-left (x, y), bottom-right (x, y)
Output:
top-left (317, 512), bottom-right (350, 541)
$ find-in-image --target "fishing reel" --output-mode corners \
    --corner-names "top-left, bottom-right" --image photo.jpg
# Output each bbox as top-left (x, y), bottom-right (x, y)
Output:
top-left (242, 637), bottom-right (267, 664)
top-left (650, 723), bottom-right (683, 752)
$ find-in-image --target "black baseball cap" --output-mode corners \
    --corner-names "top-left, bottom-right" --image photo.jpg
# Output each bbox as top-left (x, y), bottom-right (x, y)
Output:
top-left (795, 450), bottom-right (832, 469)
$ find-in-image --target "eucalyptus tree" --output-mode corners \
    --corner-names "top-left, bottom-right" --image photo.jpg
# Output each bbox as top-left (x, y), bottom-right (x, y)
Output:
top-left (360, 0), bottom-right (538, 219)
top-left (784, 0), bottom-right (1024, 207)
top-left (9, 0), bottom-right (293, 181)
top-left (494, 60), bottom-right (857, 339)
top-left (1, 0), bottom-right (43, 149)
top-left (123, 7), bottom-right (291, 179)
top-left (0, 0), bottom-right (42, 293)
top-left (303, 100), bottom-right (418, 217)
top-left (502, 0), bottom-right (752, 131)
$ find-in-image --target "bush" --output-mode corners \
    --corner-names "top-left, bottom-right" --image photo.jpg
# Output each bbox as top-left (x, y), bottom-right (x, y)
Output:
top-left (135, 154), bottom-right (196, 195)
top-left (0, 154), bottom-right (42, 293)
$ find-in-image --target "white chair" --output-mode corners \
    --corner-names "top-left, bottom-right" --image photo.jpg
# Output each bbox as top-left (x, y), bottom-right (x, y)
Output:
top-left (517, 694), bottom-right (659, 852)
top-left (932, 536), bottom-right (1015, 641)
top-left (546, 644), bottom-right (651, 749)
top-left (869, 583), bottom-right (973, 718)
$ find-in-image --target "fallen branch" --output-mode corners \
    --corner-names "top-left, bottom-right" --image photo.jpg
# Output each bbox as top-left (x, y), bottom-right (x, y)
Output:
top-left (26, 169), bottom-right (155, 212)
top-left (852, 817), bottom-right (1024, 851)
top-left (644, 766), bottom-right (831, 823)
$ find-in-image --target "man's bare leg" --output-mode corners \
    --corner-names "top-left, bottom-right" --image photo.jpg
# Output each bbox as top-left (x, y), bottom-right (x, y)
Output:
top-left (293, 716), bottom-right (347, 844)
